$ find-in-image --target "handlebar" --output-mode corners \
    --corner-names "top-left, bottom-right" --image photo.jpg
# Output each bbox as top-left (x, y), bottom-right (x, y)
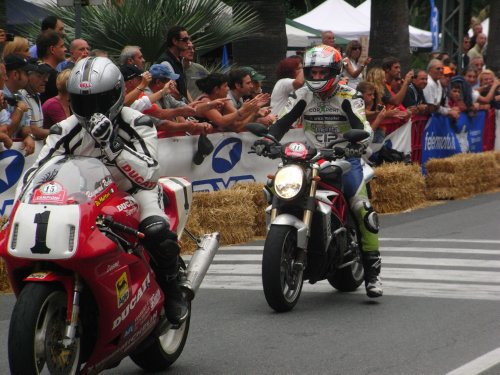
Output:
top-left (99, 215), bottom-right (145, 239)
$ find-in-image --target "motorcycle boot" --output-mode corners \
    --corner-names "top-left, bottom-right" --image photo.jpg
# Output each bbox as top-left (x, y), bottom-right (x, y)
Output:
top-left (362, 251), bottom-right (383, 298)
top-left (139, 216), bottom-right (189, 325)
top-left (160, 273), bottom-right (189, 325)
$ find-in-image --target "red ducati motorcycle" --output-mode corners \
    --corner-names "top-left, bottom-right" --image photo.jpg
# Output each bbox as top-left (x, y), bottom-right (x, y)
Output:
top-left (0, 155), bottom-right (219, 374)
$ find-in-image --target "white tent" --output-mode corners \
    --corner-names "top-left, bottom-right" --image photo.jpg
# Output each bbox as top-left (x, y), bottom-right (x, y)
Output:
top-left (286, 20), bottom-right (321, 48)
top-left (295, 0), bottom-right (369, 40)
top-left (294, 0), bottom-right (432, 48)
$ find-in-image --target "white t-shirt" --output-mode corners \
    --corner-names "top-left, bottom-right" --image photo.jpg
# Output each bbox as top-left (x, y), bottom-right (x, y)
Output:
top-left (270, 78), bottom-right (295, 117)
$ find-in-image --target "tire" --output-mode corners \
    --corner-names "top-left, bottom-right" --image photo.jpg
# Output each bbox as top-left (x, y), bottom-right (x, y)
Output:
top-left (130, 303), bottom-right (191, 372)
top-left (9, 283), bottom-right (81, 375)
top-left (328, 211), bottom-right (364, 292)
top-left (262, 225), bottom-right (304, 312)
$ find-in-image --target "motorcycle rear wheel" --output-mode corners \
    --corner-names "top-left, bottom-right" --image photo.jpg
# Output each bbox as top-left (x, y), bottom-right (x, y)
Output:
top-left (9, 283), bottom-right (81, 375)
top-left (328, 211), bottom-right (364, 291)
top-left (262, 225), bottom-right (304, 312)
top-left (130, 302), bottom-right (191, 371)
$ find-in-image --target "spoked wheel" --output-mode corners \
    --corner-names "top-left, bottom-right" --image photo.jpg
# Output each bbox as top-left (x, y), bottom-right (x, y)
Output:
top-left (328, 211), bottom-right (364, 291)
top-left (262, 225), bottom-right (304, 312)
top-left (9, 283), bottom-right (81, 375)
top-left (130, 302), bottom-right (191, 372)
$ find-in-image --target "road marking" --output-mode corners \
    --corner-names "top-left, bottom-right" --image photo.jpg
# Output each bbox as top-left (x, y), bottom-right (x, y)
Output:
top-left (194, 242), bottom-right (500, 301)
top-left (380, 238), bottom-right (500, 244)
top-left (447, 347), bottom-right (500, 375)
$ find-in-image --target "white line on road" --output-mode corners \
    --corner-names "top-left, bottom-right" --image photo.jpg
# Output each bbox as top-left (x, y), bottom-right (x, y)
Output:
top-left (380, 238), bottom-right (500, 244)
top-left (218, 246), bottom-right (500, 255)
top-left (447, 347), bottom-right (500, 375)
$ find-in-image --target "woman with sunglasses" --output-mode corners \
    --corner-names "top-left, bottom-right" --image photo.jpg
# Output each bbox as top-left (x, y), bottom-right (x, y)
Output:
top-left (342, 40), bottom-right (371, 89)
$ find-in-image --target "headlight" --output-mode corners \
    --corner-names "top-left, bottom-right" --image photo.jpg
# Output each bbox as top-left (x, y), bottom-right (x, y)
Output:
top-left (273, 165), bottom-right (305, 200)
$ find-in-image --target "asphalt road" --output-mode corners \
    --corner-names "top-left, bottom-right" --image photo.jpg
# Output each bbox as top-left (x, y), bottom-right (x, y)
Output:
top-left (1, 191), bottom-right (499, 374)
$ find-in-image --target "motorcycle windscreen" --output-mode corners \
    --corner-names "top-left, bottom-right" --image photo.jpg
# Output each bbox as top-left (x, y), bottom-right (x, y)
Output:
top-left (20, 155), bottom-right (113, 205)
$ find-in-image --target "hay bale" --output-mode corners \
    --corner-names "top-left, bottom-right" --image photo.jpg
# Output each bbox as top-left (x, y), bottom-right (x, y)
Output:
top-left (179, 188), bottom-right (258, 254)
top-left (0, 259), bottom-right (11, 293)
top-left (425, 152), bottom-right (498, 199)
top-left (230, 183), bottom-right (267, 236)
top-left (370, 163), bottom-right (426, 213)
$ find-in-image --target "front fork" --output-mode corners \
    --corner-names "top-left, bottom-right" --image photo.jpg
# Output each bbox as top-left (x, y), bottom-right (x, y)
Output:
top-left (62, 274), bottom-right (83, 348)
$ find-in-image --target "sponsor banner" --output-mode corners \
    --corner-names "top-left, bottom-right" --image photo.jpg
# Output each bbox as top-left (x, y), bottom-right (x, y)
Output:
top-left (463, 110), bottom-right (486, 153)
top-left (156, 130), bottom-right (305, 192)
top-left (421, 114), bottom-right (461, 174)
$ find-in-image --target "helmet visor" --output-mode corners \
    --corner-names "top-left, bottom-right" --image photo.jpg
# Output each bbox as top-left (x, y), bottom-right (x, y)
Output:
top-left (70, 88), bottom-right (121, 120)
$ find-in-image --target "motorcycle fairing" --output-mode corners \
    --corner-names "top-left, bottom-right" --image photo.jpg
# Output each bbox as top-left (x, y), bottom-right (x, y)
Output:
top-left (8, 203), bottom-right (80, 259)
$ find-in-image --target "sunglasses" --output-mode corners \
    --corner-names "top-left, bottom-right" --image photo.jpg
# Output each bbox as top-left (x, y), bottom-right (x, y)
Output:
top-left (351, 47), bottom-right (361, 51)
top-left (178, 37), bottom-right (191, 42)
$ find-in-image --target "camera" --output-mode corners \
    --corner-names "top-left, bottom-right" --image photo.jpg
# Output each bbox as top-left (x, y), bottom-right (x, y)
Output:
top-left (376, 104), bottom-right (385, 111)
top-left (6, 33), bottom-right (14, 42)
top-left (5, 93), bottom-right (22, 106)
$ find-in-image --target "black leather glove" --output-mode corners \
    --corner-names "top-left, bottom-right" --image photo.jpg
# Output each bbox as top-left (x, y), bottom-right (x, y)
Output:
top-left (88, 113), bottom-right (123, 161)
top-left (252, 138), bottom-right (273, 157)
top-left (344, 143), bottom-right (366, 158)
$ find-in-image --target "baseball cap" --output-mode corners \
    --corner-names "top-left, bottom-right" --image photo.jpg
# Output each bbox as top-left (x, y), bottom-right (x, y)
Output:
top-left (4, 54), bottom-right (37, 72)
top-left (150, 63), bottom-right (180, 81)
top-left (27, 58), bottom-right (52, 74)
top-left (443, 66), bottom-right (453, 76)
top-left (119, 64), bottom-right (144, 81)
top-left (241, 66), bottom-right (266, 81)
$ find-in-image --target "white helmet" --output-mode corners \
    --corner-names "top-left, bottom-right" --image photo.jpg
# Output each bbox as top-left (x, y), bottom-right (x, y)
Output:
top-left (67, 57), bottom-right (124, 124)
top-left (303, 45), bottom-right (343, 93)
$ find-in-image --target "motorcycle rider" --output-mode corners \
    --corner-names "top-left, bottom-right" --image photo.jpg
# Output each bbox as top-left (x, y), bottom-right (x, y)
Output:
top-left (21, 56), bottom-right (189, 323)
top-left (257, 45), bottom-right (382, 298)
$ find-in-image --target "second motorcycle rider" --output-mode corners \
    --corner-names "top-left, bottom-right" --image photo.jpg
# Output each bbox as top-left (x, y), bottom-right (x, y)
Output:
top-left (255, 45), bottom-right (383, 298)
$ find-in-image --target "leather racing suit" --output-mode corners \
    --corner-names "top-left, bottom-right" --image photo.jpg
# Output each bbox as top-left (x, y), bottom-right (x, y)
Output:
top-left (269, 83), bottom-right (379, 255)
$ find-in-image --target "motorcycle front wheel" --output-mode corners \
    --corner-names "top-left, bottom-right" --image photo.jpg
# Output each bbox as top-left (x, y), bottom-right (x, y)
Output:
top-left (262, 225), bottom-right (304, 312)
top-left (8, 283), bottom-right (81, 375)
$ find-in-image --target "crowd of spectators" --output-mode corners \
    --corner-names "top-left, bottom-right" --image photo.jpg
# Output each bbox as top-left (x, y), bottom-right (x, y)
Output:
top-left (0, 15), bottom-right (497, 160)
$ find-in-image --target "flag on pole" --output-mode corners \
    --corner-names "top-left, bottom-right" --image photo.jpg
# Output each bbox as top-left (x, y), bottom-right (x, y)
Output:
top-left (222, 44), bottom-right (229, 69)
top-left (429, 0), bottom-right (439, 51)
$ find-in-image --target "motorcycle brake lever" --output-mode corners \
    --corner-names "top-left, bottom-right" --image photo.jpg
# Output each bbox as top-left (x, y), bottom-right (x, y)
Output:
top-left (100, 215), bottom-right (145, 239)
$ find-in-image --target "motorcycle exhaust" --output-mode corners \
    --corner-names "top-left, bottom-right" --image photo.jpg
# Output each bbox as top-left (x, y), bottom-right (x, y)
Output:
top-left (180, 232), bottom-right (220, 300)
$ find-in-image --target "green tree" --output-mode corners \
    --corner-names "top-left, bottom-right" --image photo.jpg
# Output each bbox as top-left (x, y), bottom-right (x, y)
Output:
top-left (19, 0), bottom-right (261, 64)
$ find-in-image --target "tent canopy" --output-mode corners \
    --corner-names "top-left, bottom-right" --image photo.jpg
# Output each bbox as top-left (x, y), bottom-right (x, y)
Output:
top-left (294, 0), bottom-right (432, 48)
top-left (286, 18), bottom-right (349, 48)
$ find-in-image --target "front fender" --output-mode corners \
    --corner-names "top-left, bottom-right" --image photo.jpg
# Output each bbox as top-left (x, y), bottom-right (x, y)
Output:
top-left (270, 214), bottom-right (308, 250)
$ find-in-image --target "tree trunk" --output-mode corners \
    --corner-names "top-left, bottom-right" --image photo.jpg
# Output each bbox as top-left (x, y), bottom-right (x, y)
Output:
top-left (231, 0), bottom-right (287, 92)
top-left (487, 0), bottom-right (500, 73)
top-left (368, 0), bottom-right (411, 72)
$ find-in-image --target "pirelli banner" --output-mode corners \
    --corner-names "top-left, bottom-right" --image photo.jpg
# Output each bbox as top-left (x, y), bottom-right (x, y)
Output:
top-left (0, 130), bottom-right (306, 216)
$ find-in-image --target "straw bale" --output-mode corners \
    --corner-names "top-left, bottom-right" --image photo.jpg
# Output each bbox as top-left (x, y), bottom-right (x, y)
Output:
top-left (426, 152), bottom-right (499, 199)
top-left (230, 183), bottom-right (267, 236)
top-left (494, 151), bottom-right (500, 165)
top-left (179, 189), bottom-right (258, 254)
top-left (0, 259), bottom-right (11, 293)
top-left (370, 163), bottom-right (426, 213)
